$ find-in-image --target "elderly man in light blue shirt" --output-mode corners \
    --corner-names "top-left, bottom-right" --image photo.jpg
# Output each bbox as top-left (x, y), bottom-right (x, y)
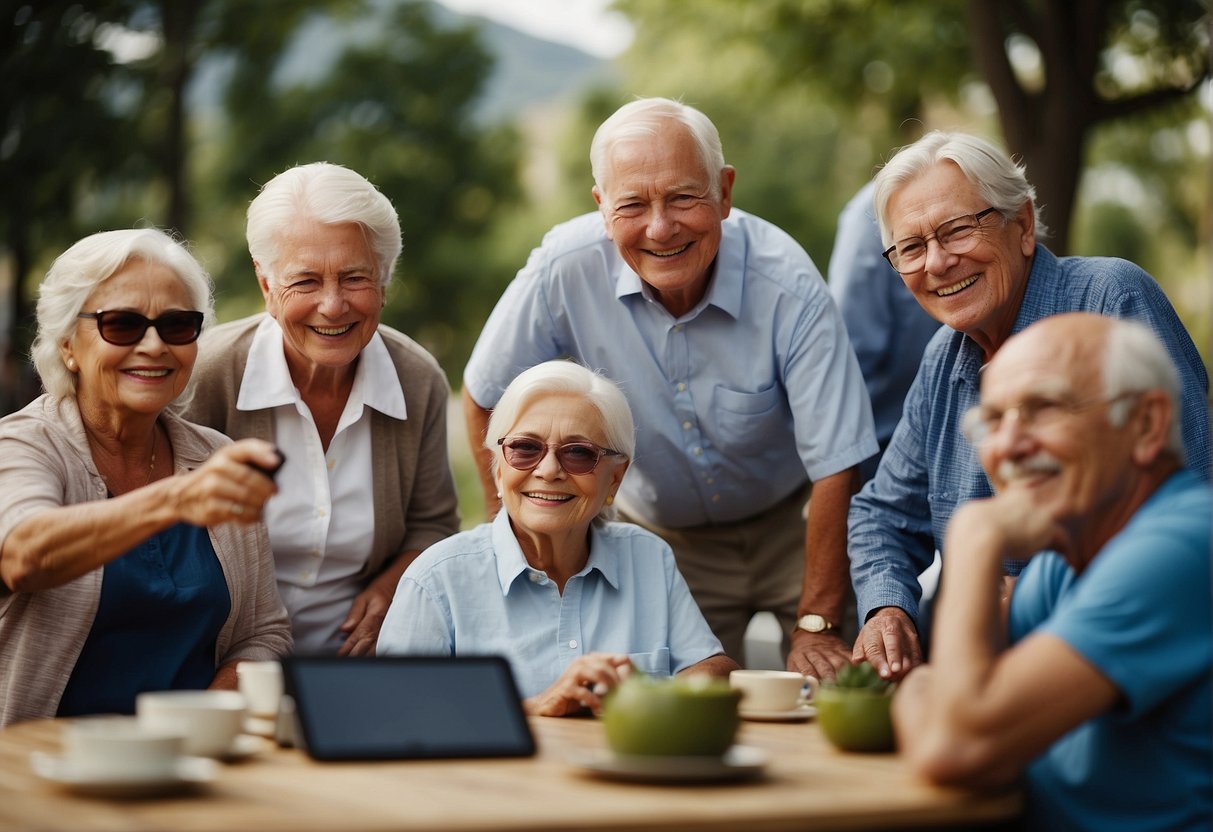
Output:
top-left (379, 510), bottom-right (724, 699)
top-left (464, 98), bottom-right (877, 670)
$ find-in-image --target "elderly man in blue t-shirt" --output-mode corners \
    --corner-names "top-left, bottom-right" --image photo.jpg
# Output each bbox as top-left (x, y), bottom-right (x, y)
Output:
top-left (893, 313), bottom-right (1211, 831)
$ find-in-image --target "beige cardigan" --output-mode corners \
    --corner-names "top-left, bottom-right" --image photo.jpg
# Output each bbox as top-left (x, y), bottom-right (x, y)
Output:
top-left (177, 314), bottom-right (460, 585)
top-left (0, 395), bottom-right (292, 727)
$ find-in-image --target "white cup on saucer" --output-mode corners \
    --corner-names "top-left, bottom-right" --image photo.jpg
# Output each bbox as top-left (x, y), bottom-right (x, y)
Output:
top-left (63, 716), bottom-right (183, 780)
top-left (728, 669), bottom-right (819, 712)
top-left (136, 690), bottom-right (247, 758)
top-left (237, 661), bottom-right (284, 719)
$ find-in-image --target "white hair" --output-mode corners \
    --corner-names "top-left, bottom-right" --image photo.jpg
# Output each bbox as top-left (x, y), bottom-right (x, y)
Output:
top-left (873, 131), bottom-right (1049, 246)
top-left (590, 97), bottom-right (726, 202)
top-left (1102, 318), bottom-right (1184, 461)
top-left (246, 162), bottom-right (401, 288)
top-left (486, 360), bottom-right (634, 524)
top-left (32, 228), bottom-right (214, 400)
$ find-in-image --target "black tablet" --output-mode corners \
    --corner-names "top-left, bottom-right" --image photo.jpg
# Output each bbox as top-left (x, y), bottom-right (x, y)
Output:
top-left (282, 655), bottom-right (535, 761)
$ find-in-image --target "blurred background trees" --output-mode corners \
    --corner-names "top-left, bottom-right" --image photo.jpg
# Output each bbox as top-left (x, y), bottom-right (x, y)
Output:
top-left (1, 0), bottom-right (1209, 420)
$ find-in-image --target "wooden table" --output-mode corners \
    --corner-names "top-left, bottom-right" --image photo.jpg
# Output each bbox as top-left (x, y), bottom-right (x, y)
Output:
top-left (0, 716), bottom-right (1020, 831)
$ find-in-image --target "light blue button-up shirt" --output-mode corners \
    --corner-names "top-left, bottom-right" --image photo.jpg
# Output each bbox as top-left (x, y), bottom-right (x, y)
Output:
top-left (464, 210), bottom-right (877, 528)
top-left (849, 245), bottom-right (1211, 626)
top-left (377, 512), bottom-right (725, 699)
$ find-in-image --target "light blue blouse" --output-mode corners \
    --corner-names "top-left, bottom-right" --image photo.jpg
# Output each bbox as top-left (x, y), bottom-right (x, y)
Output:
top-left (377, 511), bottom-right (724, 698)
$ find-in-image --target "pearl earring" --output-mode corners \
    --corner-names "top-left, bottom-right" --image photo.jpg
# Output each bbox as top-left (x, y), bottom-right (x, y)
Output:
top-left (66, 358), bottom-right (77, 371)
top-left (605, 494), bottom-right (615, 506)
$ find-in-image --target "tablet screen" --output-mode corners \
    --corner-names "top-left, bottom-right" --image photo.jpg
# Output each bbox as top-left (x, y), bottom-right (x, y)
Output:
top-left (283, 656), bottom-right (535, 761)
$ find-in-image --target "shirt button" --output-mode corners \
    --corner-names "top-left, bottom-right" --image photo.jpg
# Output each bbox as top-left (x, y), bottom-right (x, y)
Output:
top-left (568, 640), bottom-right (578, 649)
top-left (529, 572), bottom-right (544, 583)
top-left (327, 458), bottom-right (336, 471)
top-left (676, 382), bottom-right (686, 392)
top-left (673, 324), bottom-right (683, 332)
top-left (682, 420), bottom-right (692, 430)
top-left (692, 447), bottom-right (703, 456)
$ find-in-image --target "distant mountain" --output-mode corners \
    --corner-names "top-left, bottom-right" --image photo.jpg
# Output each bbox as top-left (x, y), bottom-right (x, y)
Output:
top-left (187, 0), bottom-right (617, 125)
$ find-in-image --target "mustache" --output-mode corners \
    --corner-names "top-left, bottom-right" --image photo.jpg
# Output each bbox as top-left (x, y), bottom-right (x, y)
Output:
top-left (996, 453), bottom-right (1062, 483)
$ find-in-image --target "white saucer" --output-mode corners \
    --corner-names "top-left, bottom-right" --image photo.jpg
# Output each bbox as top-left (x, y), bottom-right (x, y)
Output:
top-left (739, 703), bottom-right (816, 722)
top-left (243, 715), bottom-right (277, 738)
top-left (569, 745), bottom-right (768, 784)
top-left (220, 733), bottom-right (266, 761)
top-left (30, 751), bottom-right (215, 798)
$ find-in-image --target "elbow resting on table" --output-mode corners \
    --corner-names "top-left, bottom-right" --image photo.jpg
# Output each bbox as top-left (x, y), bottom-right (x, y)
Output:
top-left (900, 718), bottom-right (1022, 790)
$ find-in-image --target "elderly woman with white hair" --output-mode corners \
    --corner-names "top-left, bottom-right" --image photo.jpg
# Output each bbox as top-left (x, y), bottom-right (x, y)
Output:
top-left (378, 360), bottom-right (737, 717)
top-left (0, 228), bottom-right (291, 727)
top-left (179, 162), bottom-right (460, 657)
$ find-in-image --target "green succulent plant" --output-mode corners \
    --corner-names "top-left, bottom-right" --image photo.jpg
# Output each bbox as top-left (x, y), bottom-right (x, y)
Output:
top-left (827, 661), bottom-right (894, 693)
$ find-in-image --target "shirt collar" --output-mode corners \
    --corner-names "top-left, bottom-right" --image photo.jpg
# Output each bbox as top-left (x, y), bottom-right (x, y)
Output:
top-left (237, 316), bottom-right (406, 420)
top-left (490, 510), bottom-right (618, 594)
top-left (612, 215), bottom-right (744, 321)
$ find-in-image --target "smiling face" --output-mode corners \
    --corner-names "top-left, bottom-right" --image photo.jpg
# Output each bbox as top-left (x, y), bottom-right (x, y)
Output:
top-left (593, 120), bottom-right (735, 318)
top-left (976, 319), bottom-right (1138, 554)
top-left (495, 393), bottom-right (628, 554)
top-left (886, 162), bottom-right (1036, 359)
top-left (62, 258), bottom-right (198, 426)
top-left (258, 220), bottom-right (384, 378)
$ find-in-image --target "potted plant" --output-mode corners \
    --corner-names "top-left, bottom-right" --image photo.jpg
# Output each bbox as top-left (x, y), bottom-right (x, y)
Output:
top-left (815, 661), bottom-right (897, 753)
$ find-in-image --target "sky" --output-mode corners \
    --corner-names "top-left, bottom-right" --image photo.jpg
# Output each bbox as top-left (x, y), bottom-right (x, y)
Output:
top-left (435, 0), bottom-right (634, 59)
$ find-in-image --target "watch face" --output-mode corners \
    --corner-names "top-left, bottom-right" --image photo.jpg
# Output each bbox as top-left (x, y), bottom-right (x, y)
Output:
top-left (798, 615), bottom-right (832, 633)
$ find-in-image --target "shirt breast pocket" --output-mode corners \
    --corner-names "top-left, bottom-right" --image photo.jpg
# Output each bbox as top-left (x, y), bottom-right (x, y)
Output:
top-left (628, 648), bottom-right (672, 677)
top-left (712, 384), bottom-right (784, 455)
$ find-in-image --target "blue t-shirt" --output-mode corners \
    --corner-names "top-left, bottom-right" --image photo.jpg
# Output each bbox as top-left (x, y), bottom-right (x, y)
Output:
top-left (57, 523), bottom-right (230, 716)
top-left (849, 245), bottom-right (1211, 625)
top-left (1008, 469), bottom-right (1212, 832)
top-left (377, 511), bottom-right (724, 698)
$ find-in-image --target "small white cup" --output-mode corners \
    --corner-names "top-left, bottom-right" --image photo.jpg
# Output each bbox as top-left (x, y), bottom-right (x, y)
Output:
top-left (237, 661), bottom-right (284, 719)
top-left (63, 716), bottom-right (183, 780)
top-left (729, 669), bottom-right (819, 712)
top-left (136, 690), bottom-right (247, 758)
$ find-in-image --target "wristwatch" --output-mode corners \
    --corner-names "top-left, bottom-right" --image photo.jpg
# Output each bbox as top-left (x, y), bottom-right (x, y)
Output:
top-left (795, 614), bottom-right (836, 634)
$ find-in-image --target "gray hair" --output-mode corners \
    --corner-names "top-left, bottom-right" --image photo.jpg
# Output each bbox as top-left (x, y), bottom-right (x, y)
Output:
top-left (873, 131), bottom-right (1049, 246)
top-left (1102, 318), bottom-right (1184, 461)
top-left (485, 360), bottom-right (635, 524)
top-left (246, 162), bottom-right (401, 288)
top-left (590, 97), bottom-right (727, 202)
top-left (31, 228), bottom-right (214, 400)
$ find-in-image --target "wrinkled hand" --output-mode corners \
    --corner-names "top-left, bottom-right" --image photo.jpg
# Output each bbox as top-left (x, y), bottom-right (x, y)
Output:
top-left (525, 653), bottom-right (632, 717)
top-left (787, 630), bottom-right (852, 681)
top-left (338, 583), bottom-right (394, 656)
top-left (851, 607), bottom-right (922, 682)
top-left (170, 439), bottom-right (280, 527)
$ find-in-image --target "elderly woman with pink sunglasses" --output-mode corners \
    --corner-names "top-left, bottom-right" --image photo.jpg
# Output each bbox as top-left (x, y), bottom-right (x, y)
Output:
top-left (378, 360), bottom-right (737, 716)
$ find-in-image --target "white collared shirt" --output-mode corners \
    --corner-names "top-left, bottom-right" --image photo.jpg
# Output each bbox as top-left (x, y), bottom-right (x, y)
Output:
top-left (239, 317), bottom-right (406, 654)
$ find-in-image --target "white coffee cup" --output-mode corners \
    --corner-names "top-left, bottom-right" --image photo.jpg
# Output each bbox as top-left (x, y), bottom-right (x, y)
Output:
top-left (63, 716), bottom-right (183, 780)
top-left (729, 669), bottom-right (819, 712)
top-left (237, 661), bottom-right (284, 718)
top-left (136, 690), bottom-right (247, 758)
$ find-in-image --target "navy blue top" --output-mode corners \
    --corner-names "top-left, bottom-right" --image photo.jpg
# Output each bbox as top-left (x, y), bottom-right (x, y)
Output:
top-left (57, 523), bottom-right (230, 716)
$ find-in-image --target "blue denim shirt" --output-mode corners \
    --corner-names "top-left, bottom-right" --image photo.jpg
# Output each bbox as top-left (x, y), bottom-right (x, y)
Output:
top-left (849, 244), bottom-right (1211, 626)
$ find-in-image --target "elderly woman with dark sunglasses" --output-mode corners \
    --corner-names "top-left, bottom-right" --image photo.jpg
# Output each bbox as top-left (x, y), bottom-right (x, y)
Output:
top-left (378, 360), bottom-right (737, 716)
top-left (0, 228), bottom-right (291, 727)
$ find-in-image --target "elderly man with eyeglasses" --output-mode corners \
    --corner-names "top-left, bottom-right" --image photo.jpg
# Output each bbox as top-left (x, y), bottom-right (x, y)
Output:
top-left (893, 313), bottom-right (1211, 831)
top-left (793, 130), bottom-right (1210, 682)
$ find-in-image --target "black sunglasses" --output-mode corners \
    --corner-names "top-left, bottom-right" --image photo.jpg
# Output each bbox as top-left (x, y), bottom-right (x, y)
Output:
top-left (78, 310), bottom-right (204, 346)
top-left (497, 436), bottom-right (622, 476)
